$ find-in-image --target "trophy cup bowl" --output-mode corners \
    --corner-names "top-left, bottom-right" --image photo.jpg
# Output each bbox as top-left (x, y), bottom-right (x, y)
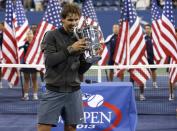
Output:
top-left (74, 25), bottom-right (101, 64)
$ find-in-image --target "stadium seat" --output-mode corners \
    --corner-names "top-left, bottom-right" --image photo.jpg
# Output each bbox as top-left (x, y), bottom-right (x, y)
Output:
top-left (93, 0), bottom-right (103, 7)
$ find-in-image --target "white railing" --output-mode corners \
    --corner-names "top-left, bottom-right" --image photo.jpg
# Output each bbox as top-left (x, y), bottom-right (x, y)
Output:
top-left (0, 64), bottom-right (177, 82)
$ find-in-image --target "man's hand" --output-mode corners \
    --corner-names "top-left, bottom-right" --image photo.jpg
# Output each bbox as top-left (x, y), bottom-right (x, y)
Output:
top-left (67, 38), bottom-right (88, 54)
top-left (97, 43), bottom-right (104, 55)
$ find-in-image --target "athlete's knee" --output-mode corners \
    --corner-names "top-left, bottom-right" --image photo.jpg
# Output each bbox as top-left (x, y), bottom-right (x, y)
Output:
top-left (38, 124), bottom-right (52, 131)
top-left (64, 124), bottom-right (77, 131)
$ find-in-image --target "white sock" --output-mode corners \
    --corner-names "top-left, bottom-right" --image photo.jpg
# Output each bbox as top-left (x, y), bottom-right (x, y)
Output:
top-left (24, 93), bottom-right (29, 97)
top-left (33, 93), bottom-right (38, 97)
top-left (0, 82), bottom-right (2, 88)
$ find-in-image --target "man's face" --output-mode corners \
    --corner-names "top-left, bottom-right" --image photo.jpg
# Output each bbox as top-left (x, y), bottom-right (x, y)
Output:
top-left (113, 24), bottom-right (119, 35)
top-left (26, 30), bottom-right (34, 42)
top-left (0, 23), bottom-right (4, 32)
top-left (145, 25), bottom-right (151, 35)
top-left (31, 25), bottom-right (37, 34)
top-left (61, 13), bottom-right (80, 33)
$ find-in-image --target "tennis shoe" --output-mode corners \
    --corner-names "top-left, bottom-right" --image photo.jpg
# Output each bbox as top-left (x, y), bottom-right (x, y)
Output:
top-left (169, 93), bottom-right (174, 101)
top-left (22, 96), bottom-right (29, 101)
top-left (153, 82), bottom-right (158, 88)
top-left (33, 95), bottom-right (39, 100)
top-left (140, 94), bottom-right (146, 101)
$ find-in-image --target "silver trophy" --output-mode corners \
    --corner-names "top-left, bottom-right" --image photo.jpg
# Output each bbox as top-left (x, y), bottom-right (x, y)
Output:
top-left (73, 25), bottom-right (101, 63)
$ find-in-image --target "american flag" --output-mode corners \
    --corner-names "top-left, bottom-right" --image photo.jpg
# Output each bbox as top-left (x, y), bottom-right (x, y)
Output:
top-left (114, 0), bottom-right (150, 85)
top-left (169, 58), bottom-right (177, 83)
top-left (78, 0), bottom-right (107, 65)
top-left (161, 0), bottom-right (177, 84)
top-left (160, 0), bottom-right (177, 62)
top-left (151, 0), bottom-right (166, 64)
top-left (25, 0), bottom-right (62, 70)
top-left (14, 0), bottom-right (30, 60)
top-left (97, 44), bottom-right (109, 65)
top-left (113, 8), bottom-right (128, 78)
top-left (2, 0), bottom-right (19, 85)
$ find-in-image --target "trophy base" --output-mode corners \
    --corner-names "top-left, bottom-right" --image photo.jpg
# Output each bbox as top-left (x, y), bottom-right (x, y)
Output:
top-left (86, 56), bottom-right (102, 64)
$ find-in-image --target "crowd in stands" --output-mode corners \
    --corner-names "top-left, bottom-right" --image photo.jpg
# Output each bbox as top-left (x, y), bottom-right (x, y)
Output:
top-left (0, 0), bottom-right (81, 11)
top-left (0, 0), bottom-right (177, 11)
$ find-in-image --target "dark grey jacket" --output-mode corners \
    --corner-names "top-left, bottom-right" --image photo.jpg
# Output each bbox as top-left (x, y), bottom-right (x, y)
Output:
top-left (42, 27), bottom-right (91, 92)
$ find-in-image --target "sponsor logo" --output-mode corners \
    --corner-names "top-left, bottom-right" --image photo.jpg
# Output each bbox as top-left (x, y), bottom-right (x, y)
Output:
top-left (57, 93), bottom-right (122, 130)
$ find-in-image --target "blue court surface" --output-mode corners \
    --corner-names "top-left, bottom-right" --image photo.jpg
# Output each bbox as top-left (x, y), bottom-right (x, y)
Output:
top-left (0, 77), bottom-right (176, 131)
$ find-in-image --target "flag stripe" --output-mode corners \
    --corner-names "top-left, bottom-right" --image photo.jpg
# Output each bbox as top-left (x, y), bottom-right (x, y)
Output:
top-left (160, 0), bottom-right (177, 62)
top-left (25, 0), bottom-right (62, 74)
top-left (114, 21), bottom-right (128, 65)
top-left (151, 0), bottom-right (167, 64)
top-left (114, 0), bottom-right (150, 85)
top-left (2, 0), bottom-right (19, 85)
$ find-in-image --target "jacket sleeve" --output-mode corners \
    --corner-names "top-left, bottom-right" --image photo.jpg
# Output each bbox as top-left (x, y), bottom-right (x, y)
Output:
top-left (42, 31), bottom-right (70, 67)
top-left (78, 54), bottom-right (92, 75)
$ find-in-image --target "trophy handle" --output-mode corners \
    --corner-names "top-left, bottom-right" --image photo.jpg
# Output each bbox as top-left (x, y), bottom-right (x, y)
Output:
top-left (73, 27), bottom-right (82, 40)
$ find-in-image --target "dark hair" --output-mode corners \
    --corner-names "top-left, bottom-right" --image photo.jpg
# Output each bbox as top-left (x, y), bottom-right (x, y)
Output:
top-left (175, 28), bottom-right (177, 33)
top-left (113, 23), bottom-right (119, 26)
top-left (144, 24), bottom-right (151, 28)
top-left (0, 22), bottom-right (4, 25)
top-left (61, 3), bottom-right (81, 19)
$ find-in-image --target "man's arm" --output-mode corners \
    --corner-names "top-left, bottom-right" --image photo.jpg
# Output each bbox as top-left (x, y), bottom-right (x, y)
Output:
top-left (78, 54), bottom-right (92, 75)
top-left (43, 31), bottom-right (88, 67)
top-left (43, 31), bottom-right (70, 67)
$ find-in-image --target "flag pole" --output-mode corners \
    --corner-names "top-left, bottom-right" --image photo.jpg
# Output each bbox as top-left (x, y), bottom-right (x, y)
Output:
top-left (127, 25), bottom-right (130, 65)
top-left (105, 69), bottom-right (109, 81)
top-left (20, 71), bottom-right (24, 97)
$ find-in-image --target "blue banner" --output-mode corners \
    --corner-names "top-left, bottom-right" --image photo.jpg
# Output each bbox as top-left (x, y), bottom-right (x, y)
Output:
top-left (0, 10), bottom-right (177, 37)
top-left (52, 82), bottom-right (137, 131)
